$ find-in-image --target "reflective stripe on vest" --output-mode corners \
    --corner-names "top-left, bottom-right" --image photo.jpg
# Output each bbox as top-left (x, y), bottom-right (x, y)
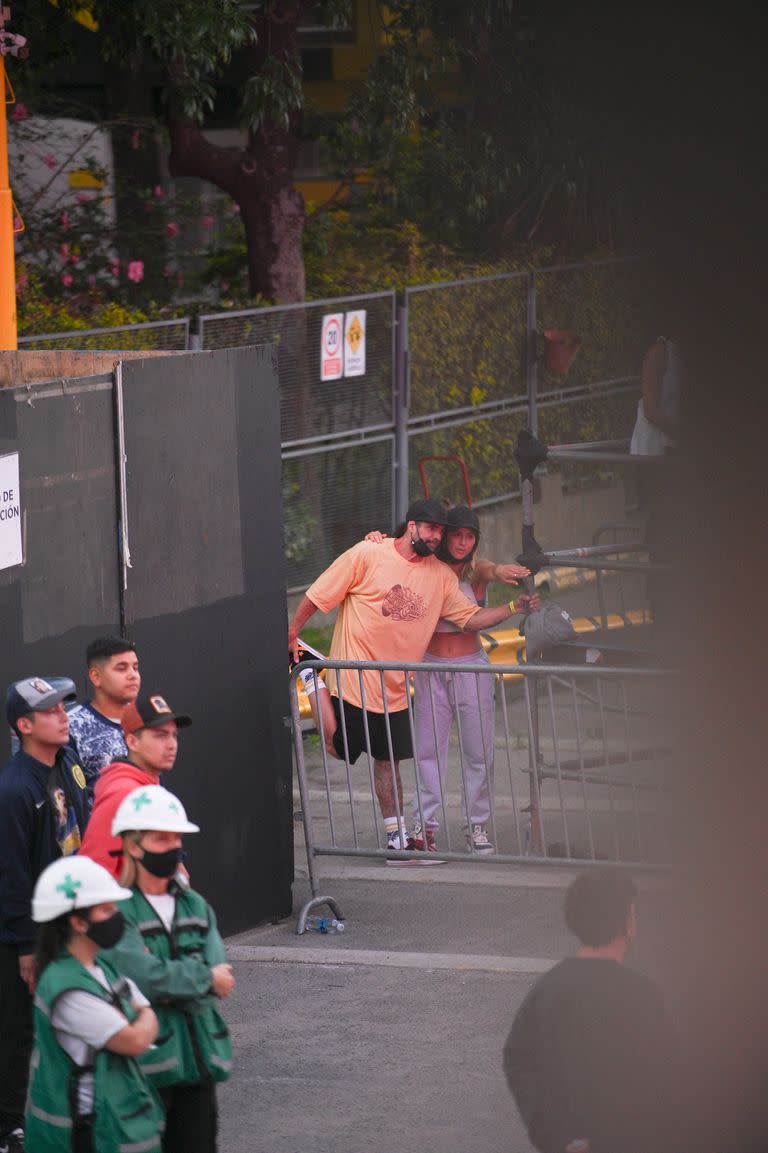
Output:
top-left (29, 1104), bottom-right (73, 1129)
top-left (175, 917), bottom-right (209, 930)
top-left (119, 1136), bottom-right (164, 1153)
top-left (33, 993), bottom-right (51, 1019)
top-left (141, 1055), bottom-right (180, 1075)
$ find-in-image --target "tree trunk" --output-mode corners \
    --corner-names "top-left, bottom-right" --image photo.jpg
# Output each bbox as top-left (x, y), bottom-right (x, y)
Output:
top-left (240, 178), bottom-right (305, 303)
top-left (167, 6), bottom-right (309, 303)
top-left (168, 116), bottom-right (306, 303)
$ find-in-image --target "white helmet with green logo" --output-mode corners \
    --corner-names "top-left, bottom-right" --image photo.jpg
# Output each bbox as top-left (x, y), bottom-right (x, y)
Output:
top-left (32, 856), bottom-right (132, 922)
top-left (111, 785), bottom-right (200, 836)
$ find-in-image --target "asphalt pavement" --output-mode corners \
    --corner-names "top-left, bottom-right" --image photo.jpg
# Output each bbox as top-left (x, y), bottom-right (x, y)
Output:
top-left (218, 846), bottom-right (678, 1153)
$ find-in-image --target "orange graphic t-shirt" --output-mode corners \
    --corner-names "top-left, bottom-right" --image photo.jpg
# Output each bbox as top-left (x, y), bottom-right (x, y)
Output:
top-left (306, 540), bottom-right (480, 711)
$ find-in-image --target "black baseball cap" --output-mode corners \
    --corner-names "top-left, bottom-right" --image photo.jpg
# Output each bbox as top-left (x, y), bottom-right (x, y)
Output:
top-left (121, 692), bottom-right (192, 736)
top-left (446, 505), bottom-right (480, 534)
top-left (6, 677), bottom-right (77, 729)
top-left (405, 498), bottom-right (449, 526)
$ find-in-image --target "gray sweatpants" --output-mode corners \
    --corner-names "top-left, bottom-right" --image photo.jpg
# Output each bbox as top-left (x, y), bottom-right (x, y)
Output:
top-left (412, 650), bottom-right (494, 830)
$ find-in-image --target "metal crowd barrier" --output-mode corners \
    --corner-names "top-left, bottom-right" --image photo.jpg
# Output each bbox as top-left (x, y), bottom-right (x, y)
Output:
top-left (290, 658), bottom-right (677, 930)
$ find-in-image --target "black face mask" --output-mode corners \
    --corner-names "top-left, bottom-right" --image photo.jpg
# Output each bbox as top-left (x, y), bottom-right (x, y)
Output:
top-left (410, 535), bottom-right (433, 557)
top-left (139, 845), bottom-right (182, 878)
top-left (86, 910), bottom-right (125, 949)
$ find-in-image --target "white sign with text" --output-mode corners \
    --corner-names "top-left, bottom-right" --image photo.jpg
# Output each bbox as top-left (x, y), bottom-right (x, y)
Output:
top-left (0, 452), bottom-right (22, 570)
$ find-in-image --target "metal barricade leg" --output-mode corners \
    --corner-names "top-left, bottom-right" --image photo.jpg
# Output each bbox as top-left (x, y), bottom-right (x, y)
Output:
top-left (523, 676), bottom-right (546, 855)
top-left (290, 669), bottom-right (345, 932)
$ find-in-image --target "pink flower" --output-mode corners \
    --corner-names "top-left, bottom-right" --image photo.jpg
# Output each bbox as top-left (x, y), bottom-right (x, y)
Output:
top-left (43, 154), bottom-right (57, 170)
top-left (110, 259), bottom-right (120, 278)
top-left (61, 272), bottom-right (74, 287)
top-left (163, 265), bottom-right (173, 278)
top-left (87, 275), bottom-right (97, 289)
top-left (11, 103), bottom-right (28, 121)
top-left (16, 272), bottom-right (28, 295)
top-left (127, 260), bottom-right (144, 284)
top-left (60, 210), bottom-right (70, 230)
top-left (131, 130), bottom-right (141, 150)
top-left (166, 221), bottom-right (180, 237)
top-left (76, 192), bottom-right (91, 204)
top-left (154, 185), bottom-right (165, 199)
top-left (230, 203), bottom-right (240, 214)
top-left (60, 243), bottom-right (69, 259)
top-left (220, 281), bottom-right (230, 293)
top-left (201, 215), bottom-right (214, 230)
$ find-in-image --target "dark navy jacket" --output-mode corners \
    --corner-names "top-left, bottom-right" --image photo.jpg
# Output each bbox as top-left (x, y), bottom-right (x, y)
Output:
top-left (0, 746), bottom-right (89, 954)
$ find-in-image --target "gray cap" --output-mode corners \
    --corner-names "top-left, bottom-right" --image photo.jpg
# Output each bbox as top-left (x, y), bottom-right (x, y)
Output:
top-left (522, 604), bottom-right (576, 660)
top-left (6, 677), bottom-right (77, 728)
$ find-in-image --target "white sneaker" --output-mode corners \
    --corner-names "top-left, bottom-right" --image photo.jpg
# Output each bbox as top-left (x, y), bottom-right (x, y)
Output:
top-left (385, 827), bottom-right (411, 859)
top-left (468, 824), bottom-right (494, 852)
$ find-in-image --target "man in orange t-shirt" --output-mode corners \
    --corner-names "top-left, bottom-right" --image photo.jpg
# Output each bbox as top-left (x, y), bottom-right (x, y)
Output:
top-left (288, 499), bottom-right (535, 855)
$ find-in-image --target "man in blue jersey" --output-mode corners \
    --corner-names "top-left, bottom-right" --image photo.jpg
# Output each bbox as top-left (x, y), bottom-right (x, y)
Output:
top-left (68, 637), bottom-right (141, 806)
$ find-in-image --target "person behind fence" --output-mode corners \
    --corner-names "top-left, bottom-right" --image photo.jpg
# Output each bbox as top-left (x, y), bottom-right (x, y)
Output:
top-left (102, 785), bottom-right (234, 1153)
top-left (366, 504), bottom-right (535, 855)
top-left (0, 677), bottom-right (90, 1153)
top-left (25, 855), bottom-right (163, 1153)
top-left (80, 692), bottom-right (191, 880)
top-left (287, 498), bottom-right (536, 857)
top-left (630, 335), bottom-right (682, 458)
top-left (67, 637), bottom-right (141, 807)
top-left (502, 868), bottom-right (680, 1153)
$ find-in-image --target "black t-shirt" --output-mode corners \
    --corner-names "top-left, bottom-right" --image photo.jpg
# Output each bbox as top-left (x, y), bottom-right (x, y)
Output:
top-left (503, 957), bottom-right (680, 1153)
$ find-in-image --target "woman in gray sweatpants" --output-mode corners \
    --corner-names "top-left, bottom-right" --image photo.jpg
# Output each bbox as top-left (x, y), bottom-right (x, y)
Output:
top-left (410, 506), bottom-right (533, 854)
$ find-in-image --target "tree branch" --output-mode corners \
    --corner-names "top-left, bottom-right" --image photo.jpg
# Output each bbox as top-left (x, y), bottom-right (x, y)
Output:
top-left (168, 115), bottom-right (247, 196)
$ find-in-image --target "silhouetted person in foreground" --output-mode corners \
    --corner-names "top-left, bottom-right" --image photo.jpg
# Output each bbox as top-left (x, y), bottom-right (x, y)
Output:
top-left (503, 869), bottom-right (681, 1153)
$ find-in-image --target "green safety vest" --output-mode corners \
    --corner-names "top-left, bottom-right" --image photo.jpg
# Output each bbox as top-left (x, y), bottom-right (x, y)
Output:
top-left (119, 886), bottom-right (233, 1088)
top-left (26, 953), bottom-right (164, 1153)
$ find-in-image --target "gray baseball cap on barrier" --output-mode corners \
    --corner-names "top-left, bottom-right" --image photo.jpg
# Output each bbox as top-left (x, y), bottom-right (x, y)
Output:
top-left (521, 604), bottom-right (576, 660)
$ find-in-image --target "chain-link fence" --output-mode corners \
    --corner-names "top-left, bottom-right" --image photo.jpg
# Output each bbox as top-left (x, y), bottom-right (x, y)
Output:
top-left (17, 318), bottom-right (191, 351)
top-left (405, 258), bottom-right (649, 510)
top-left (199, 293), bottom-right (397, 588)
top-left (16, 258), bottom-right (649, 588)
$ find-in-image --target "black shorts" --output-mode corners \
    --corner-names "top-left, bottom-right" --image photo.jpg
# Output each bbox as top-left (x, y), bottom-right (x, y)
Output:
top-left (331, 697), bottom-right (413, 763)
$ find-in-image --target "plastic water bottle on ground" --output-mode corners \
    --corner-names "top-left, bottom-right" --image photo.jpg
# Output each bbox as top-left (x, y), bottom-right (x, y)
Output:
top-left (304, 916), bottom-right (345, 934)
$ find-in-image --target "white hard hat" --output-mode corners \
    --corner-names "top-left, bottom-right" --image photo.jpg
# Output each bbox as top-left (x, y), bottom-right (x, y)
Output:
top-left (111, 785), bottom-right (200, 836)
top-left (32, 856), bottom-right (132, 923)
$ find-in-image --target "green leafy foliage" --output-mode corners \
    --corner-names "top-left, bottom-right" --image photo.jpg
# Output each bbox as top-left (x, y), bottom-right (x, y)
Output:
top-left (91, 0), bottom-right (255, 122)
top-left (241, 54), bottom-right (304, 134)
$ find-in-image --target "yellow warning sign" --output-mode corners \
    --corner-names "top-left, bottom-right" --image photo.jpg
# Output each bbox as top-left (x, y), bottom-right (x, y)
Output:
top-left (344, 310), bottom-right (366, 377)
top-left (346, 314), bottom-right (363, 354)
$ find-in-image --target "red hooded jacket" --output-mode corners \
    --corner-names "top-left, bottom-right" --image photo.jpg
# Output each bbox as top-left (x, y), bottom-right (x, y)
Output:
top-left (79, 759), bottom-right (157, 878)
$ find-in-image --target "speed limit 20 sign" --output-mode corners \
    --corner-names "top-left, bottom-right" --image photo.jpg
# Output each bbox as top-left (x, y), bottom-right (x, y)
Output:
top-left (320, 313), bottom-right (343, 381)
